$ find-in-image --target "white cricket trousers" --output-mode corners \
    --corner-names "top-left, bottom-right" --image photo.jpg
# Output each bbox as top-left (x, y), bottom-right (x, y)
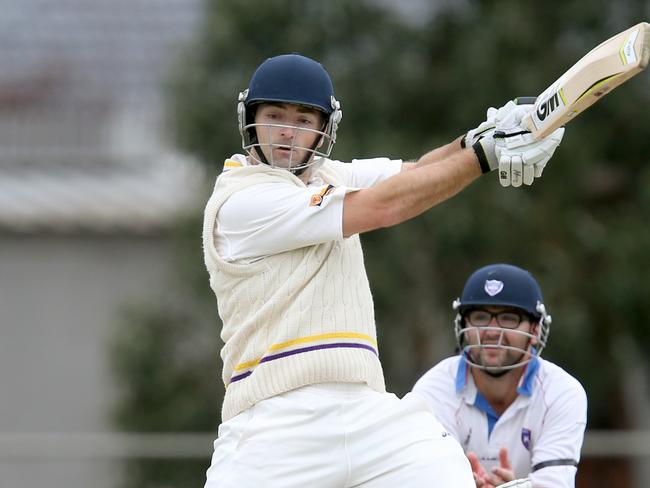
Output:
top-left (204, 383), bottom-right (474, 487)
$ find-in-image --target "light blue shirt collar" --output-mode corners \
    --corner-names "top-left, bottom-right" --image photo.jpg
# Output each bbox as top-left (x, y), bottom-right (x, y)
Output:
top-left (455, 353), bottom-right (540, 397)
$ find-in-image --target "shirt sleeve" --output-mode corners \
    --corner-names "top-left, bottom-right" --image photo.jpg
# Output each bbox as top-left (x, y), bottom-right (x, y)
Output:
top-left (215, 181), bottom-right (350, 262)
top-left (529, 381), bottom-right (587, 488)
top-left (215, 158), bottom-right (402, 262)
top-left (328, 157), bottom-right (402, 188)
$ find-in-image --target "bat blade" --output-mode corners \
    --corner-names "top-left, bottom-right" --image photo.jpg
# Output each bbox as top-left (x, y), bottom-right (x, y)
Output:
top-left (523, 22), bottom-right (650, 140)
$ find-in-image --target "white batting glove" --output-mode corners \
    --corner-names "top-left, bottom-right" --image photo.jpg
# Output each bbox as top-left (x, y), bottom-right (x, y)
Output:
top-left (461, 107), bottom-right (498, 149)
top-left (494, 100), bottom-right (534, 133)
top-left (468, 100), bottom-right (535, 174)
top-left (495, 127), bottom-right (565, 187)
top-left (496, 479), bottom-right (532, 488)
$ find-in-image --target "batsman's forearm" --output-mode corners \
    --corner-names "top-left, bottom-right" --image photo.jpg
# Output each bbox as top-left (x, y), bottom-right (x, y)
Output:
top-left (388, 149), bottom-right (481, 222)
top-left (342, 149), bottom-right (481, 236)
top-left (404, 136), bottom-right (465, 170)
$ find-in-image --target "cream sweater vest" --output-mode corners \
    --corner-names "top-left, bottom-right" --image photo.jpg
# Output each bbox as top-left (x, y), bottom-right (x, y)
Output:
top-left (203, 161), bottom-right (386, 421)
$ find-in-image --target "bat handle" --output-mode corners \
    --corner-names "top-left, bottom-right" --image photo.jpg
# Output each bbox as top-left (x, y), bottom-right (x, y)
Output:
top-left (514, 96), bottom-right (537, 105)
top-left (514, 96), bottom-right (539, 138)
top-left (520, 113), bottom-right (538, 138)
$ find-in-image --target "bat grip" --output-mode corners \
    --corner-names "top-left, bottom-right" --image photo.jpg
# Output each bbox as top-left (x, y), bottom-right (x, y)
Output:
top-left (514, 96), bottom-right (537, 105)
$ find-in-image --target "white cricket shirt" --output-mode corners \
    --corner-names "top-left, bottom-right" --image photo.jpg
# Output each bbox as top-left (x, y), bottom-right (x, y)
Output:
top-left (412, 356), bottom-right (587, 488)
top-left (215, 154), bottom-right (402, 262)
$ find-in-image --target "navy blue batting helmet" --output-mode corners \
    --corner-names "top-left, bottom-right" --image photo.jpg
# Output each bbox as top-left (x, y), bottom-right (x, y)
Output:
top-left (237, 54), bottom-right (342, 172)
top-left (455, 263), bottom-right (544, 319)
top-left (245, 54), bottom-right (337, 114)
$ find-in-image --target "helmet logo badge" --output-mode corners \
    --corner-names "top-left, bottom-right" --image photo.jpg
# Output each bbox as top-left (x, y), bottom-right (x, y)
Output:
top-left (484, 280), bottom-right (504, 296)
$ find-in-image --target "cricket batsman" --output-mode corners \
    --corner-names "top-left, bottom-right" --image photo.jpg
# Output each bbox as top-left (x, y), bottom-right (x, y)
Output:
top-left (201, 53), bottom-right (565, 487)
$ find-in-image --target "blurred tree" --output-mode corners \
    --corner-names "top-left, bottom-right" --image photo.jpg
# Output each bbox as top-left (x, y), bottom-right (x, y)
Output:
top-left (111, 0), bottom-right (650, 486)
top-left (398, 0), bottom-right (650, 429)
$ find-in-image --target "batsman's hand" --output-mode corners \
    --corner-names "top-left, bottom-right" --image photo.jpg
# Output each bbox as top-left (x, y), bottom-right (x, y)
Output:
top-left (495, 127), bottom-right (565, 187)
top-left (468, 100), bottom-right (535, 174)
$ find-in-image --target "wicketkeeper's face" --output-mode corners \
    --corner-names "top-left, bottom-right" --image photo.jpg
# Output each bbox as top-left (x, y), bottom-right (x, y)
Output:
top-left (461, 306), bottom-right (539, 370)
top-left (253, 103), bottom-right (324, 169)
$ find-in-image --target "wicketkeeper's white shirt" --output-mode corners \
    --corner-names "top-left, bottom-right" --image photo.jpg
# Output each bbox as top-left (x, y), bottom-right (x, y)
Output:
top-left (412, 356), bottom-right (587, 488)
top-left (214, 154), bottom-right (402, 263)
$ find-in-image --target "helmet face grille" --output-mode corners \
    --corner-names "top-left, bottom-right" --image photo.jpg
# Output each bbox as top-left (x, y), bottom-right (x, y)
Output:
top-left (241, 122), bottom-right (336, 172)
top-left (454, 324), bottom-right (546, 372)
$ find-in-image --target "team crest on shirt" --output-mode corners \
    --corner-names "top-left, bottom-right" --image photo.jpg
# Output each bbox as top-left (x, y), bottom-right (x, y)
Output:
top-left (521, 428), bottom-right (532, 450)
top-left (484, 279), bottom-right (504, 296)
top-left (309, 184), bottom-right (335, 206)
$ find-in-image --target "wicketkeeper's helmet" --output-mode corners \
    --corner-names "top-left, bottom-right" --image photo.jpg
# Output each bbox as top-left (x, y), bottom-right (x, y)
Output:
top-left (453, 264), bottom-right (552, 372)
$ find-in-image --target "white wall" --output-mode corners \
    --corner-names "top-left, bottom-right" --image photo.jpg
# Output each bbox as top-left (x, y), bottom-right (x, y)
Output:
top-left (0, 233), bottom-right (176, 488)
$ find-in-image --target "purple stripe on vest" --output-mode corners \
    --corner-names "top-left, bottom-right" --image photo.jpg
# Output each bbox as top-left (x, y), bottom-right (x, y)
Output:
top-left (229, 342), bottom-right (378, 384)
top-left (230, 370), bottom-right (253, 383)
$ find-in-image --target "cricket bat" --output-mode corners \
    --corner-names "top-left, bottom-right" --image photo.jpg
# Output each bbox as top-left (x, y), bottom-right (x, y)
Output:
top-left (521, 22), bottom-right (650, 140)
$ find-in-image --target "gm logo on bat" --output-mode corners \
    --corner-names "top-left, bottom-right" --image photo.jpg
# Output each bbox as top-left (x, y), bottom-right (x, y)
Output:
top-left (536, 91), bottom-right (562, 122)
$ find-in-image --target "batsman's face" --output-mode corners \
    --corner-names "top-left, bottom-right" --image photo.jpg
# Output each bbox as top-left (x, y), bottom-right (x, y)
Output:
top-left (253, 103), bottom-right (324, 168)
top-left (462, 306), bottom-right (538, 369)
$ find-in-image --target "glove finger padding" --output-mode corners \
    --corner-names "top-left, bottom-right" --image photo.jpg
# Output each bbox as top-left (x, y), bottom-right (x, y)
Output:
top-left (498, 157), bottom-right (511, 187)
top-left (499, 155), bottom-right (538, 187)
top-left (510, 155), bottom-right (523, 187)
top-left (523, 163), bottom-right (535, 185)
top-left (519, 128), bottom-right (564, 166)
top-left (496, 127), bottom-right (565, 187)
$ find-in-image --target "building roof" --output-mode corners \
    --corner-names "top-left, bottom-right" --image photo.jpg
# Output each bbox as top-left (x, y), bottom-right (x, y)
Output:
top-left (0, 0), bottom-right (205, 233)
top-left (0, 154), bottom-right (207, 233)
